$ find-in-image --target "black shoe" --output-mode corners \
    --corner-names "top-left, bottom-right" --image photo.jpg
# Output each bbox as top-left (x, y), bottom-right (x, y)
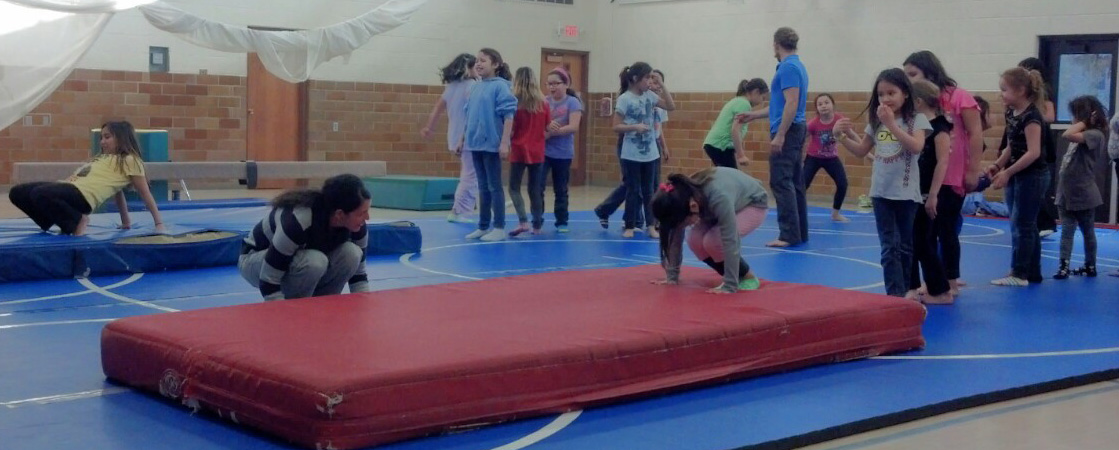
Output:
top-left (593, 208), bottom-right (609, 229)
top-left (1054, 259), bottom-right (1070, 280)
top-left (1073, 265), bottom-right (1097, 277)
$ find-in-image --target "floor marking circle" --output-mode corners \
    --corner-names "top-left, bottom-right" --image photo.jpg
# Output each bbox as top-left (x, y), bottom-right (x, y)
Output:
top-left (1, 273), bottom-right (144, 305)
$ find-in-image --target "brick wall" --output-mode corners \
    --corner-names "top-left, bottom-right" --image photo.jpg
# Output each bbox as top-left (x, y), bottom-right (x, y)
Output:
top-left (306, 81), bottom-right (461, 176)
top-left (3, 69), bottom-right (1008, 207)
top-left (0, 69), bottom-right (246, 185)
top-left (585, 91), bottom-right (1008, 205)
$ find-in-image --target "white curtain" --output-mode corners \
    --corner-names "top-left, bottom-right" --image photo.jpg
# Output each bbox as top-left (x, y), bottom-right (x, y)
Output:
top-left (0, 0), bottom-right (429, 130)
top-left (139, 0), bottom-right (429, 83)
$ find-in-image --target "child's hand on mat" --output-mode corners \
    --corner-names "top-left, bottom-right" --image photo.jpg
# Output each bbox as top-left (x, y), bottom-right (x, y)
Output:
top-left (651, 279), bottom-right (677, 285)
top-left (154, 223), bottom-right (167, 234)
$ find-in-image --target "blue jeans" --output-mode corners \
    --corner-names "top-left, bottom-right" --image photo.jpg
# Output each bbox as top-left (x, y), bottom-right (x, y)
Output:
top-left (1005, 169), bottom-right (1048, 281)
top-left (472, 151), bottom-right (505, 230)
top-left (872, 198), bottom-right (918, 297)
top-left (770, 123), bottom-right (809, 244)
top-left (544, 156), bottom-right (572, 227)
top-left (621, 159), bottom-right (657, 229)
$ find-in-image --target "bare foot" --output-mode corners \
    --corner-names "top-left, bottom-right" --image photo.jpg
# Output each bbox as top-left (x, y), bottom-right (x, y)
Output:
top-left (647, 227), bottom-right (660, 239)
top-left (73, 215), bottom-right (90, 236)
top-left (831, 212), bottom-right (850, 222)
top-left (766, 239), bottom-right (791, 248)
top-left (622, 228), bottom-right (635, 238)
top-left (922, 292), bottom-right (955, 305)
top-left (905, 289), bottom-right (921, 301)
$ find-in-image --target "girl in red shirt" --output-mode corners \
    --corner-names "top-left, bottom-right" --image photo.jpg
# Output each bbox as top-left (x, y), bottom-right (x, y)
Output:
top-left (509, 67), bottom-right (550, 235)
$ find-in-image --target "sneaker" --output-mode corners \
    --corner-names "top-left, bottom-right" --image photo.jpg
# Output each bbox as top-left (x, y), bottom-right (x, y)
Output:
top-left (447, 213), bottom-right (475, 224)
top-left (738, 277), bottom-right (761, 291)
top-left (481, 228), bottom-right (507, 241)
top-left (556, 225), bottom-right (570, 233)
top-left (1039, 229), bottom-right (1056, 239)
top-left (990, 276), bottom-right (1028, 287)
top-left (594, 209), bottom-right (609, 229)
top-left (465, 229), bottom-right (487, 239)
top-left (857, 195), bottom-right (872, 209)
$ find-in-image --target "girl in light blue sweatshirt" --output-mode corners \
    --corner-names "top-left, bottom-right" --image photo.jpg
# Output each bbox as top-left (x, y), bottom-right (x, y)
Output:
top-left (460, 48), bottom-right (518, 242)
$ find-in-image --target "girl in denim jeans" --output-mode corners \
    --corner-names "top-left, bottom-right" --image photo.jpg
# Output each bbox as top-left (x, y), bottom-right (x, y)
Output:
top-left (833, 69), bottom-right (931, 298)
top-left (985, 68), bottom-right (1049, 286)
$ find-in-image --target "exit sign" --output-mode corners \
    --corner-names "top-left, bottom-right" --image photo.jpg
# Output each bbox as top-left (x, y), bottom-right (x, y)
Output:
top-left (557, 24), bottom-right (579, 42)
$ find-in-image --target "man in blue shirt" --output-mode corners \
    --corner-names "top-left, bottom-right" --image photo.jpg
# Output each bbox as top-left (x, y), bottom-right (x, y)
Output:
top-left (744, 27), bottom-right (809, 247)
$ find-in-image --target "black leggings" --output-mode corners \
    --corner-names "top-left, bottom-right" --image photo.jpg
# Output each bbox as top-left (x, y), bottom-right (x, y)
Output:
top-left (803, 156), bottom-right (848, 210)
top-left (8, 182), bottom-right (92, 234)
top-left (703, 144), bottom-right (739, 169)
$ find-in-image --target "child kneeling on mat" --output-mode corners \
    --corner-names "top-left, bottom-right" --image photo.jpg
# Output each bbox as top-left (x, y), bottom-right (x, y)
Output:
top-left (239, 174), bottom-right (371, 301)
top-left (9, 121), bottom-right (165, 236)
top-left (651, 167), bottom-right (769, 294)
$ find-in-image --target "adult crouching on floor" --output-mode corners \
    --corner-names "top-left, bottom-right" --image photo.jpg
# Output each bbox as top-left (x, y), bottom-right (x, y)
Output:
top-left (239, 174), bottom-right (371, 301)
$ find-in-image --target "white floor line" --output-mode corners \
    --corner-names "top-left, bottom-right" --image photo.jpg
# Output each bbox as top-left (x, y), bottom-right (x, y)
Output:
top-left (76, 278), bottom-right (179, 313)
top-left (0, 318), bottom-right (116, 330)
top-left (0, 273), bottom-right (144, 305)
top-left (488, 410), bottom-right (582, 450)
top-left (875, 346), bottom-right (1119, 360)
top-left (1, 388), bottom-right (130, 409)
top-left (399, 253), bottom-right (481, 281)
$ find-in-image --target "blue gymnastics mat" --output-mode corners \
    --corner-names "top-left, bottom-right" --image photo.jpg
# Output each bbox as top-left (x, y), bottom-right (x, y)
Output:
top-left (0, 207), bottom-right (422, 282)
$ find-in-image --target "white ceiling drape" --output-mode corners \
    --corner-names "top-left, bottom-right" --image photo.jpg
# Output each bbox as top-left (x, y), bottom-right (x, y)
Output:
top-left (0, 0), bottom-right (429, 130)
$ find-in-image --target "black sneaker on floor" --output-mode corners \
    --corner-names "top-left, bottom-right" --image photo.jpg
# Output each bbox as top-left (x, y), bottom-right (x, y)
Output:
top-left (594, 208), bottom-right (609, 229)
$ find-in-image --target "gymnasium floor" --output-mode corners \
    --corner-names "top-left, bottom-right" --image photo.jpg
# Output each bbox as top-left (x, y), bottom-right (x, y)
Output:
top-left (1, 186), bottom-right (1117, 450)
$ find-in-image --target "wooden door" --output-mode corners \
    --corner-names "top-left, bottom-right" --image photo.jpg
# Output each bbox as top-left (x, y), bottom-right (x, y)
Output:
top-left (247, 53), bottom-right (307, 189)
top-left (540, 49), bottom-right (589, 185)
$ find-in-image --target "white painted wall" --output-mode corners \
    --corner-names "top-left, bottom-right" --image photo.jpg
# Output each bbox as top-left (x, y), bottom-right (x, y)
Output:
top-left (75, 0), bottom-right (1119, 94)
top-left (77, 0), bottom-right (596, 84)
top-left (590, 0), bottom-right (1119, 93)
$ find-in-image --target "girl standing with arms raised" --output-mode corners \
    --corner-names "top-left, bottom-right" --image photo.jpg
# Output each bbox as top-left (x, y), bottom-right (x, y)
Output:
top-left (422, 53), bottom-right (478, 223)
top-left (10, 121), bottom-right (165, 236)
top-left (834, 69), bottom-right (931, 298)
top-left (986, 68), bottom-right (1049, 286)
top-left (461, 48), bottom-right (517, 242)
top-left (508, 67), bottom-right (550, 236)
top-left (803, 93), bottom-right (850, 222)
top-left (614, 62), bottom-right (675, 239)
top-left (542, 68), bottom-right (583, 233)
top-left (703, 78), bottom-right (768, 169)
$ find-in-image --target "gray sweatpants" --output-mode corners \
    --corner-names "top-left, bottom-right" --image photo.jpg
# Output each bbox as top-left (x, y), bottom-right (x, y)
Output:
top-left (238, 242), bottom-right (362, 300)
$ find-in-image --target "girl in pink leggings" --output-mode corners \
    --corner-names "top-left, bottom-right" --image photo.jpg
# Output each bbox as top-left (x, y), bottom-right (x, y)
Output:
top-left (652, 167), bottom-right (770, 294)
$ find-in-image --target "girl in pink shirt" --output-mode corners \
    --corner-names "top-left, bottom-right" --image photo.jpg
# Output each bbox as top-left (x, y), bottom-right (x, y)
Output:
top-left (903, 51), bottom-right (984, 294)
top-left (803, 93), bottom-right (849, 222)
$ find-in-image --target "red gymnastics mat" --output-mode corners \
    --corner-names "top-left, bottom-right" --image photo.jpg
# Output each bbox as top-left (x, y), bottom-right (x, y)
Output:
top-left (101, 265), bottom-right (926, 449)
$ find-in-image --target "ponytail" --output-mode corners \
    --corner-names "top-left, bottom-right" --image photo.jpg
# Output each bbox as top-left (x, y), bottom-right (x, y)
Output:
top-left (495, 62), bottom-right (512, 81)
top-left (618, 66), bottom-right (632, 94)
top-left (1026, 69), bottom-right (1047, 110)
top-left (618, 62), bottom-right (653, 94)
top-left (1001, 67), bottom-right (1047, 110)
